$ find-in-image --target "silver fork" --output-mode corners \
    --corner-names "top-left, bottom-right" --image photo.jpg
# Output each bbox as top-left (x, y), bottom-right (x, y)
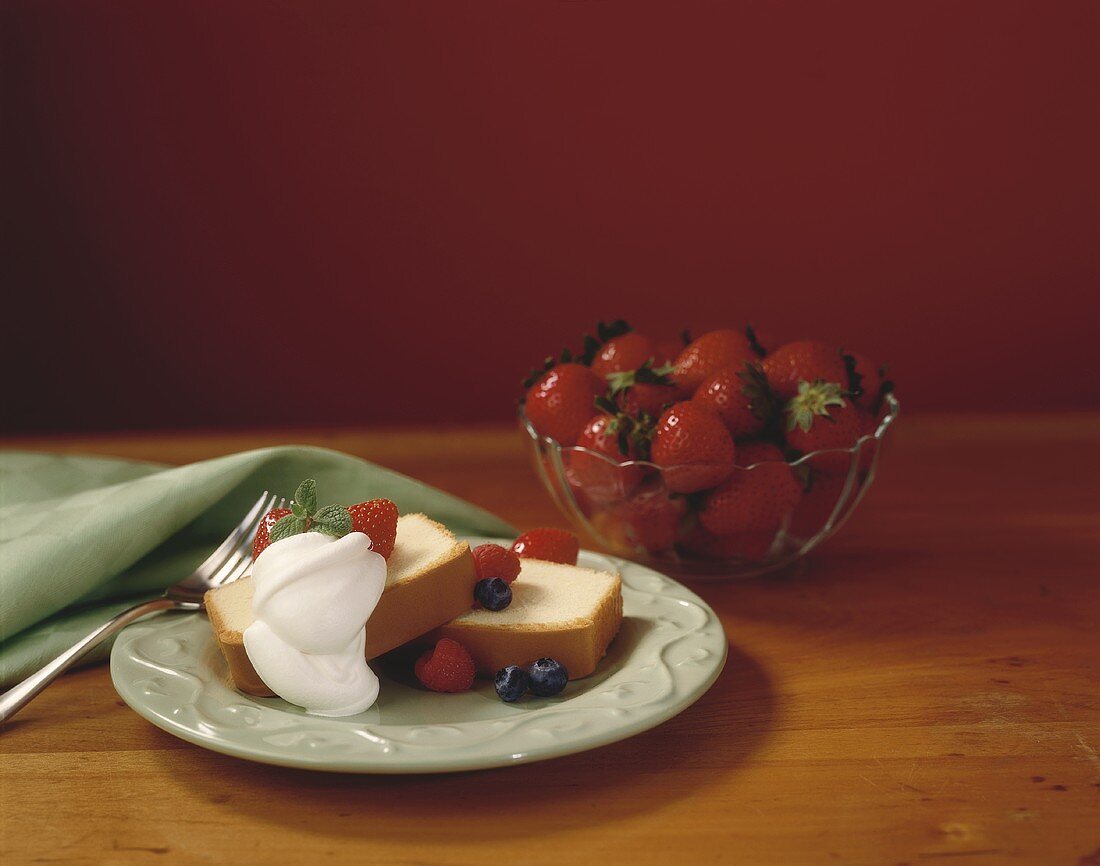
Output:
top-left (0, 491), bottom-right (283, 725)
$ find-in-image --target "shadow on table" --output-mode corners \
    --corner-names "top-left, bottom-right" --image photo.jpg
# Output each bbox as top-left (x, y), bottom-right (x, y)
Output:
top-left (167, 641), bottom-right (775, 839)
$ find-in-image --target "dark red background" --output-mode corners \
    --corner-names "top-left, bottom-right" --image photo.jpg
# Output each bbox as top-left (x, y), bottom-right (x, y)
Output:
top-left (4, 1), bottom-right (1097, 434)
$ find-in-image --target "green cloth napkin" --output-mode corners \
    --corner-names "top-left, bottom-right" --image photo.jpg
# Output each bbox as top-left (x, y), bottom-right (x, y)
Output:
top-left (0, 446), bottom-right (516, 687)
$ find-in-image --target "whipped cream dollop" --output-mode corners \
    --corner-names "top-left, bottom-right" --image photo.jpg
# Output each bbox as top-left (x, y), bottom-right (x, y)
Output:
top-left (243, 531), bottom-right (386, 717)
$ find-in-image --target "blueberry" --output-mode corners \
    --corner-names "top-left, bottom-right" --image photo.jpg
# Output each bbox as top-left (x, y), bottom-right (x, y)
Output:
top-left (527, 658), bottom-right (569, 697)
top-left (494, 665), bottom-right (528, 702)
top-left (474, 577), bottom-right (512, 611)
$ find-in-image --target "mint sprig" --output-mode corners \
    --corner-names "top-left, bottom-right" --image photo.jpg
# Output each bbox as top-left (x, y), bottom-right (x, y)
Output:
top-left (267, 478), bottom-right (354, 544)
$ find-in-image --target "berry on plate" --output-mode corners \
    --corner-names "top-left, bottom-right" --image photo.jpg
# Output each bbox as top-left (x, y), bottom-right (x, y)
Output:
top-left (495, 665), bottom-right (529, 702)
top-left (415, 638), bottom-right (476, 693)
top-left (524, 363), bottom-right (605, 446)
top-left (511, 528), bottom-right (580, 565)
top-left (527, 658), bottom-right (569, 696)
top-left (650, 401), bottom-right (736, 493)
top-left (474, 577), bottom-right (513, 611)
top-left (692, 361), bottom-right (778, 440)
top-left (252, 507), bottom-right (292, 560)
top-left (471, 543), bottom-right (522, 584)
top-left (698, 442), bottom-right (802, 535)
top-left (784, 381), bottom-right (870, 475)
top-left (672, 329), bottom-right (757, 394)
top-left (347, 498), bottom-right (399, 559)
top-left (761, 341), bottom-right (848, 401)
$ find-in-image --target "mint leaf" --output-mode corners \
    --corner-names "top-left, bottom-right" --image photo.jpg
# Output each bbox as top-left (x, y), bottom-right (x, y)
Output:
top-left (290, 501), bottom-right (308, 519)
top-left (311, 504), bottom-right (352, 538)
top-left (270, 513), bottom-right (307, 544)
top-left (293, 479), bottom-right (317, 514)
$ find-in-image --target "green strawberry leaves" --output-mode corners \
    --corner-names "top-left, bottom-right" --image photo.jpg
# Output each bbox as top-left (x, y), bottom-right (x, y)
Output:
top-left (266, 478), bottom-right (354, 545)
top-left (606, 360), bottom-right (675, 394)
top-left (785, 380), bottom-right (847, 432)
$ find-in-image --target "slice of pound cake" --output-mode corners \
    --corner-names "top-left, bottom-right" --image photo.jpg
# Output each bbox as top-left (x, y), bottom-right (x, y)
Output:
top-left (207, 513), bottom-right (477, 696)
top-left (431, 558), bottom-right (622, 679)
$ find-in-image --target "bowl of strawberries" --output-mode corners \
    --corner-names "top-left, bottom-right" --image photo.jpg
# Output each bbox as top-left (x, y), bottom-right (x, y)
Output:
top-left (519, 321), bottom-right (899, 579)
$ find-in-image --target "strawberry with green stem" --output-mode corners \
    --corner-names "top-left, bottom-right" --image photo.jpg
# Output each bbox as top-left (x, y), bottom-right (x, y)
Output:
top-left (570, 405), bottom-right (647, 499)
top-left (784, 381), bottom-right (871, 476)
top-left (762, 341), bottom-right (849, 401)
top-left (607, 359), bottom-right (681, 417)
top-left (693, 361), bottom-right (780, 440)
top-left (591, 332), bottom-right (663, 380)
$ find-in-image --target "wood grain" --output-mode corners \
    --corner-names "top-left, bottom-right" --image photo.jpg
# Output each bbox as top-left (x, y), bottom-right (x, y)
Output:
top-left (2, 415), bottom-right (1098, 866)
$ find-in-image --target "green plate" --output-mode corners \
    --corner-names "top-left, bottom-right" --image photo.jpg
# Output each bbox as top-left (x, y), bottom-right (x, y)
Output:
top-left (110, 541), bottom-right (727, 773)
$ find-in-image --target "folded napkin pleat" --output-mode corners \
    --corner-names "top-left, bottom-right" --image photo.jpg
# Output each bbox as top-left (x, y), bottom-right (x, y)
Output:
top-left (0, 445), bottom-right (516, 686)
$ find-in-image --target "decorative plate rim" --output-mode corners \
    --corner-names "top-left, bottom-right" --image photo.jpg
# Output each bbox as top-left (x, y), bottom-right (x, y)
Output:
top-left (110, 540), bottom-right (728, 773)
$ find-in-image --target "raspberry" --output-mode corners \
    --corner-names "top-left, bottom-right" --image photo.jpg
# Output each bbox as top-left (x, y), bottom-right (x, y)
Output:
top-left (414, 638), bottom-right (476, 693)
top-left (471, 543), bottom-right (522, 584)
top-left (511, 528), bottom-right (580, 565)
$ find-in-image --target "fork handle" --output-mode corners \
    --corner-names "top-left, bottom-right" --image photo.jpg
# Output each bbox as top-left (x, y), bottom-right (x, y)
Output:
top-left (0, 598), bottom-right (201, 725)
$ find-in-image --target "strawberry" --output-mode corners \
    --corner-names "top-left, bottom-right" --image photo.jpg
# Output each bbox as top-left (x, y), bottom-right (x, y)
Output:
top-left (761, 341), bottom-right (848, 401)
top-left (471, 543), bottom-right (522, 585)
top-left (347, 498), bottom-right (398, 559)
top-left (570, 412), bottom-right (645, 499)
top-left (415, 638), bottom-right (476, 693)
top-left (524, 363), bottom-right (605, 446)
top-left (650, 401), bottom-right (736, 494)
top-left (618, 381), bottom-right (681, 416)
top-left (784, 381), bottom-right (870, 475)
top-left (252, 507), bottom-right (292, 560)
top-left (608, 359), bottom-right (682, 417)
top-left (692, 362), bottom-right (778, 440)
top-left (591, 333), bottom-right (661, 381)
top-left (620, 484), bottom-right (687, 553)
top-left (511, 528), bottom-right (580, 565)
top-left (672, 329), bottom-right (757, 394)
top-left (681, 525), bottom-right (776, 562)
top-left (698, 442), bottom-right (802, 535)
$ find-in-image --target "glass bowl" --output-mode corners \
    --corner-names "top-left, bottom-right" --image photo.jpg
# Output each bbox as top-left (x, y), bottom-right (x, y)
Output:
top-left (520, 394), bottom-right (900, 580)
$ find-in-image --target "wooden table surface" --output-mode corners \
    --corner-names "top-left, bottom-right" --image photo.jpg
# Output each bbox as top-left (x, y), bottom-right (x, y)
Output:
top-left (2, 415), bottom-right (1098, 866)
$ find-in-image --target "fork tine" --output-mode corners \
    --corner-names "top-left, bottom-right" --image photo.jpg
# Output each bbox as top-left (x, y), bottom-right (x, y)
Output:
top-left (209, 496), bottom-right (285, 587)
top-left (197, 492), bottom-right (277, 584)
top-left (192, 491), bottom-right (274, 578)
top-left (207, 496), bottom-right (288, 587)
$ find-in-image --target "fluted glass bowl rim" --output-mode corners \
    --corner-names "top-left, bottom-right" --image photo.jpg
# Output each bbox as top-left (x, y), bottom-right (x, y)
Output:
top-left (519, 393), bottom-right (900, 470)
